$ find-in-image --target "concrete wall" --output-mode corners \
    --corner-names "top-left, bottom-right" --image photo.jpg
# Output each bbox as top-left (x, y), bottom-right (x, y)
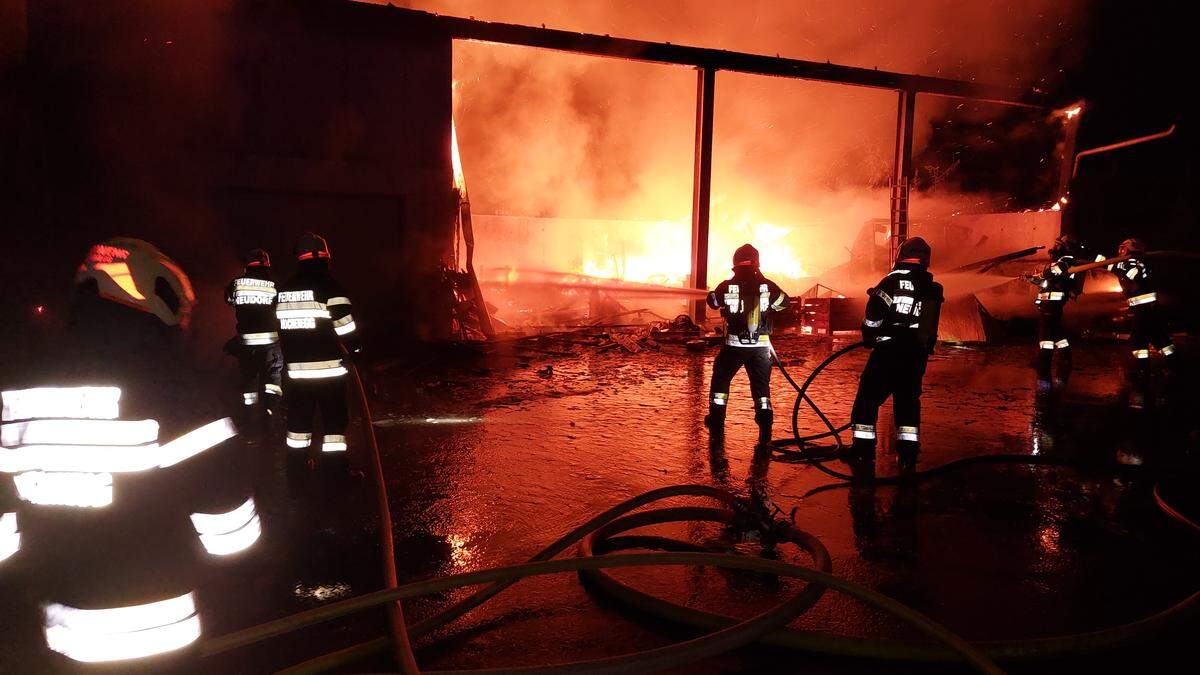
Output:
top-left (1, 0), bottom-right (455, 351)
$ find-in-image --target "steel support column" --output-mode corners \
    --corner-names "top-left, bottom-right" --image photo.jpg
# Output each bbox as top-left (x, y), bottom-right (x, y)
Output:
top-left (691, 67), bottom-right (716, 321)
top-left (890, 89), bottom-right (917, 264)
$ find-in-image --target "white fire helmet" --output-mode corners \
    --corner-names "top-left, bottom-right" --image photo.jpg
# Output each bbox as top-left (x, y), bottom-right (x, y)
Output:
top-left (75, 238), bottom-right (196, 327)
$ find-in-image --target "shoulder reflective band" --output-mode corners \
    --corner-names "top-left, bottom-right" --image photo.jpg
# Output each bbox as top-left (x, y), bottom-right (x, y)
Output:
top-left (158, 417), bottom-right (238, 468)
top-left (1161, 344), bottom-right (1177, 356)
top-left (333, 314), bottom-right (356, 335)
top-left (897, 425), bottom-right (919, 442)
top-left (1129, 292), bottom-right (1157, 306)
top-left (276, 300), bottom-right (330, 320)
top-left (876, 290), bottom-right (894, 307)
top-left (321, 434), bottom-right (347, 452)
top-left (1039, 341), bottom-right (1056, 349)
top-left (286, 360), bottom-right (348, 379)
top-left (326, 296), bottom-right (351, 307)
top-left (1, 512), bottom-right (20, 562)
top-left (14, 471), bottom-right (114, 507)
top-left (711, 392), bottom-right (727, 406)
top-left (241, 331), bottom-right (279, 346)
top-left (43, 592), bottom-right (201, 663)
top-left (853, 424), bottom-right (876, 440)
top-left (286, 431), bottom-right (312, 448)
top-left (191, 497), bottom-right (261, 556)
top-left (3, 386), bottom-right (122, 422)
top-left (1055, 339), bottom-right (1070, 348)
top-left (1132, 349), bottom-right (1150, 359)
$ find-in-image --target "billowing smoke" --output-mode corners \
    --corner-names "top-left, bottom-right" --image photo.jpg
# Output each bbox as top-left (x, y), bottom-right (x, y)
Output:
top-left (394, 0), bottom-right (1085, 293)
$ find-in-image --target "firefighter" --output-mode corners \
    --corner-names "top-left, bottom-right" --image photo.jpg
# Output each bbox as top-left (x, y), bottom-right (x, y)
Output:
top-left (224, 248), bottom-right (283, 415)
top-left (1027, 235), bottom-right (1085, 389)
top-left (0, 238), bottom-right (262, 670)
top-left (1107, 238), bottom-right (1177, 371)
top-left (276, 232), bottom-right (362, 470)
top-left (848, 237), bottom-right (943, 470)
top-left (703, 244), bottom-right (789, 447)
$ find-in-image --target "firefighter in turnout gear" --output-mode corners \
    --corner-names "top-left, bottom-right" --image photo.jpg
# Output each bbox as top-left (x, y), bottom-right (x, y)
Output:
top-left (704, 244), bottom-right (789, 446)
top-left (0, 238), bottom-right (262, 670)
top-left (224, 248), bottom-right (283, 413)
top-left (1107, 238), bottom-right (1177, 371)
top-left (276, 233), bottom-right (362, 468)
top-left (1027, 235), bottom-right (1085, 389)
top-left (849, 237), bottom-right (943, 470)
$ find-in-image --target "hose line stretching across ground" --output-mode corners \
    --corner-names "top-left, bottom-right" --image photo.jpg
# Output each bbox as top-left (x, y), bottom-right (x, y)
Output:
top-left (198, 340), bottom-right (1200, 674)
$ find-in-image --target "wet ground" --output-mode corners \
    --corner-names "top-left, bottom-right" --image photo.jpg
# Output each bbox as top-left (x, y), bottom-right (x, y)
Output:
top-left (203, 334), bottom-right (1200, 674)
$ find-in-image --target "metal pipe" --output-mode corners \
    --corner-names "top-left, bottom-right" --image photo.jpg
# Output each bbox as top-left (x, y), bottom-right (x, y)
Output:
top-left (890, 90), bottom-right (917, 264)
top-left (1072, 124), bottom-right (1176, 178)
top-left (690, 67), bottom-right (715, 321)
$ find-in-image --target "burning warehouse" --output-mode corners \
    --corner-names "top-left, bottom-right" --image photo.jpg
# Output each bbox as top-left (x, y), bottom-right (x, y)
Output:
top-left (1, 0), bottom-right (1199, 673)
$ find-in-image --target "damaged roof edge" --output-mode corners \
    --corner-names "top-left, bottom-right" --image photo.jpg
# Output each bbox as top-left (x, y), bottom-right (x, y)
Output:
top-left (332, 0), bottom-right (1046, 108)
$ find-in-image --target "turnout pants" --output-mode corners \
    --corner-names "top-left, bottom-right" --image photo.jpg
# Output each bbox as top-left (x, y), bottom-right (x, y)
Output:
top-left (1036, 306), bottom-right (1072, 384)
top-left (1129, 303), bottom-right (1176, 368)
top-left (237, 343), bottom-right (283, 407)
top-left (284, 374), bottom-right (349, 460)
top-left (850, 343), bottom-right (928, 460)
top-left (708, 345), bottom-right (773, 441)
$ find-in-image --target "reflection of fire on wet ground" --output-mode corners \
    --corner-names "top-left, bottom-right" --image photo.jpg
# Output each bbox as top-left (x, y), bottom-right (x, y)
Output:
top-left (351, 335), bottom-right (1200, 672)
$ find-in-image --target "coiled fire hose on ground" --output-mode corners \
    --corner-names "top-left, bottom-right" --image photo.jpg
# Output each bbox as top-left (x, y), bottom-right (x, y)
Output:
top-left (198, 342), bottom-right (1200, 674)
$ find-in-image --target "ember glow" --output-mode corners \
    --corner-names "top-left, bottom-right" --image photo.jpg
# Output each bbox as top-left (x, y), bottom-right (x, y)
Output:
top-left (426, 0), bottom-right (1085, 317)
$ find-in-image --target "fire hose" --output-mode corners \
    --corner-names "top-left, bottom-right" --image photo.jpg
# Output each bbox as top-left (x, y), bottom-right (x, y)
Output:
top-left (197, 344), bottom-right (1200, 674)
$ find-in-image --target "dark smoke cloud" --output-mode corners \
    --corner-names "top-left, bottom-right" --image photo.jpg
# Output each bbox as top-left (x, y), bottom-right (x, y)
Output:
top-left (389, 0), bottom-right (1086, 281)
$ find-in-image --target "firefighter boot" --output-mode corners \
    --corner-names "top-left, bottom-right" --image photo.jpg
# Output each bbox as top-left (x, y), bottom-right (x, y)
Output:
top-left (704, 393), bottom-right (728, 435)
top-left (1055, 346), bottom-right (1073, 388)
top-left (755, 408), bottom-right (774, 448)
top-left (754, 397), bottom-right (774, 447)
top-left (844, 424), bottom-right (877, 462)
top-left (1036, 347), bottom-right (1053, 391)
top-left (897, 440), bottom-right (920, 473)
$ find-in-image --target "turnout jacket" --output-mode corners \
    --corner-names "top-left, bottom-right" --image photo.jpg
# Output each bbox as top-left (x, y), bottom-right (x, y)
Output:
top-left (861, 263), bottom-right (943, 353)
top-left (276, 260), bottom-right (361, 380)
top-left (0, 304), bottom-right (261, 664)
top-left (1028, 256), bottom-right (1082, 308)
top-left (224, 266), bottom-right (279, 345)
top-left (1109, 256), bottom-right (1159, 307)
top-left (707, 271), bottom-right (789, 347)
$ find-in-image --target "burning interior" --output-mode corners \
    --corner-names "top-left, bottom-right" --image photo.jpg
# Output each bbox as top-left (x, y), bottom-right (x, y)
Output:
top-left (448, 39), bottom-right (1077, 336)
